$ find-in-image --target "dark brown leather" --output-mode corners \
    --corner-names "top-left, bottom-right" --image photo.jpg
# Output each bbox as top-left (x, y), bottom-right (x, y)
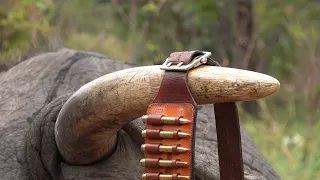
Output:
top-left (153, 71), bottom-right (196, 106)
top-left (172, 174), bottom-right (179, 180)
top-left (142, 51), bottom-right (245, 180)
top-left (145, 173), bottom-right (160, 180)
top-left (146, 129), bottom-right (162, 139)
top-left (215, 102), bottom-right (244, 180)
top-left (167, 51), bottom-right (204, 65)
top-left (171, 144), bottom-right (179, 154)
top-left (145, 144), bottom-right (161, 154)
top-left (172, 130), bottom-right (180, 139)
top-left (171, 160), bottom-right (178, 168)
top-left (145, 158), bottom-right (160, 168)
top-left (174, 117), bottom-right (180, 125)
top-left (146, 114), bottom-right (164, 125)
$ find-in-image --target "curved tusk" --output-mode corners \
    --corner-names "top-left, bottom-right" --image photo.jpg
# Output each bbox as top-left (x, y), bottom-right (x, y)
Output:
top-left (55, 65), bottom-right (280, 165)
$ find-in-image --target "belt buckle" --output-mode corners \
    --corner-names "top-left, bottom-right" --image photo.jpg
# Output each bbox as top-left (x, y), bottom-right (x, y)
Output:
top-left (160, 51), bottom-right (212, 71)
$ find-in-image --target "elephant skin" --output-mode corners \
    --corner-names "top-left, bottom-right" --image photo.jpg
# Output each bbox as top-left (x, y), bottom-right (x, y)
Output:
top-left (0, 48), bottom-right (280, 180)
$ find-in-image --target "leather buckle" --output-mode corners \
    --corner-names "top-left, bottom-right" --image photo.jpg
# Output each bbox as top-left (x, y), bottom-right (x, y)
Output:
top-left (160, 51), bottom-right (211, 71)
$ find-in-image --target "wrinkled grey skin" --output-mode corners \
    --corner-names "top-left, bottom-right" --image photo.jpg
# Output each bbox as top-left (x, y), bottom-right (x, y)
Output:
top-left (0, 48), bottom-right (280, 180)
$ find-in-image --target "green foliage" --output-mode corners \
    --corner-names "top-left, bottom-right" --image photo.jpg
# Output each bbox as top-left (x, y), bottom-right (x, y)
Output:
top-left (241, 88), bottom-right (320, 179)
top-left (0, 0), bottom-right (54, 64)
top-left (255, 0), bottom-right (320, 79)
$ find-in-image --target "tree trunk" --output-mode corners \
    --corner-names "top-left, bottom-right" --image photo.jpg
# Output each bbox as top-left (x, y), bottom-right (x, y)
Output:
top-left (129, 0), bottom-right (137, 63)
top-left (232, 0), bottom-right (255, 69)
top-left (216, 0), bottom-right (259, 117)
top-left (215, 0), bottom-right (236, 66)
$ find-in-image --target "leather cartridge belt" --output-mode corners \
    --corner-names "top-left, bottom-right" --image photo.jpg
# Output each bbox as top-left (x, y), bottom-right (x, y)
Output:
top-left (140, 51), bottom-right (244, 180)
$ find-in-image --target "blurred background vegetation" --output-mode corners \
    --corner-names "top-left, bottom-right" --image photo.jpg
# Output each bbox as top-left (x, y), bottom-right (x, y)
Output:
top-left (0, 0), bottom-right (319, 179)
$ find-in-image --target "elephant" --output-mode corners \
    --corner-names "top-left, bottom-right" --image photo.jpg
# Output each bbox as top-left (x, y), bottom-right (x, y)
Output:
top-left (0, 48), bottom-right (280, 180)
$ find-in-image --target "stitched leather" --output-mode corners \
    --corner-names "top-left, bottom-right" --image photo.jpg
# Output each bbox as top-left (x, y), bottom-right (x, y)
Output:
top-left (142, 51), bottom-right (245, 180)
top-left (144, 52), bottom-right (197, 179)
top-left (145, 104), bottom-right (195, 178)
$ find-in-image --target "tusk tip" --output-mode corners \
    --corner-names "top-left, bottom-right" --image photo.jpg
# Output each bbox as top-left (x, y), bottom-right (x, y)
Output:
top-left (188, 66), bottom-right (281, 102)
top-left (255, 72), bottom-right (281, 98)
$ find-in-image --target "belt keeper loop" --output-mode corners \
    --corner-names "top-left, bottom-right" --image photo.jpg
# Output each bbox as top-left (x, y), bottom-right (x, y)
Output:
top-left (172, 173), bottom-right (179, 180)
top-left (146, 129), bottom-right (162, 139)
top-left (145, 173), bottom-right (161, 180)
top-left (173, 130), bottom-right (181, 139)
top-left (147, 114), bottom-right (164, 125)
top-left (145, 158), bottom-right (161, 168)
top-left (172, 144), bottom-right (179, 154)
top-left (175, 117), bottom-right (181, 125)
top-left (171, 160), bottom-right (178, 168)
top-left (145, 144), bottom-right (161, 154)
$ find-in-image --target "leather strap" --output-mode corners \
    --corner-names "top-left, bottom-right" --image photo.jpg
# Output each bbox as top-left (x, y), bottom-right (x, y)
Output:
top-left (141, 51), bottom-right (244, 180)
top-left (215, 102), bottom-right (244, 180)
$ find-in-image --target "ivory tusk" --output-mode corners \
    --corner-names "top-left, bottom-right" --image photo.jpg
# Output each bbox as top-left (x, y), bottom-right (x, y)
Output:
top-left (55, 65), bottom-right (280, 165)
top-left (187, 65), bottom-right (280, 103)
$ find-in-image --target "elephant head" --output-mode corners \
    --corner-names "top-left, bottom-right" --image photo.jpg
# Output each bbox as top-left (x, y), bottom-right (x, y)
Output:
top-left (0, 48), bottom-right (280, 180)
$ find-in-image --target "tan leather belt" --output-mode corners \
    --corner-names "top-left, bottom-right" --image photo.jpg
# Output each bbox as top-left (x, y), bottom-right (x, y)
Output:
top-left (140, 51), bottom-right (244, 180)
